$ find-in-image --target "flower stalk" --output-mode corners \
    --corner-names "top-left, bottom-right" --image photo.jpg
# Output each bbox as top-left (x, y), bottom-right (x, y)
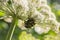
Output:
top-left (6, 16), bottom-right (18, 40)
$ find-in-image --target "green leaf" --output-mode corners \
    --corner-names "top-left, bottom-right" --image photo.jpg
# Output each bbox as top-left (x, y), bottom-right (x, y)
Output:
top-left (57, 10), bottom-right (60, 16)
top-left (0, 10), bottom-right (5, 17)
top-left (47, 30), bottom-right (57, 36)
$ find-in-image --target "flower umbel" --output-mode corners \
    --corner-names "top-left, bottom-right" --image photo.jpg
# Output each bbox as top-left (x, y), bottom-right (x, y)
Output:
top-left (0, 0), bottom-right (60, 40)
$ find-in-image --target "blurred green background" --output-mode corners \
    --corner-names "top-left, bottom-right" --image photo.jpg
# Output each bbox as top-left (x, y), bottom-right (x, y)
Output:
top-left (47, 0), bottom-right (60, 22)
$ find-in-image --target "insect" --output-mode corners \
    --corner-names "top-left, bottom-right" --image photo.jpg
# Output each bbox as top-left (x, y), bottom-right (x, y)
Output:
top-left (25, 18), bottom-right (35, 28)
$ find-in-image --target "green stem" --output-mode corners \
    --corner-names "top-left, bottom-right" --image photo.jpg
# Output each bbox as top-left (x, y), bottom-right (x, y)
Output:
top-left (6, 17), bottom-right (18, 40)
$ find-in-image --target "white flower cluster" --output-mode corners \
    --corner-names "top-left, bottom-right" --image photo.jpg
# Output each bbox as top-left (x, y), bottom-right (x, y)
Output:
top-left (0, 0), bottom-right (60, 34)
top-left (16, 0), bottom-right (60, 34)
